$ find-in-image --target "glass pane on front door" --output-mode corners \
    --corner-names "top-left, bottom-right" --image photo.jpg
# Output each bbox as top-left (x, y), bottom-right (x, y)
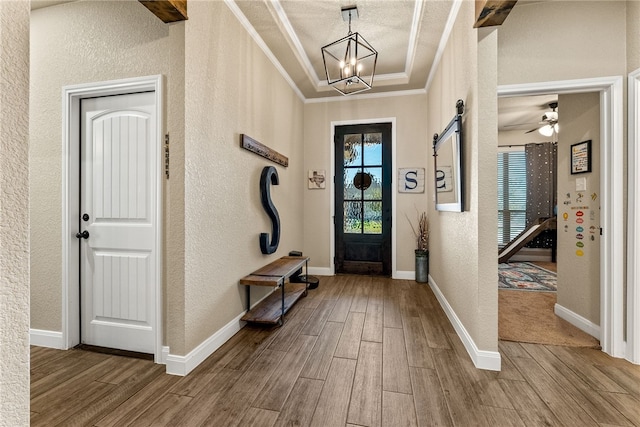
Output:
top-left (344, 201), bottom-right (362, 233)
top-left (342, 133), bottom-right (384, 235)
top-left (363, 133), bottom-right (382, 165)
top-left (364, 201), bottom-right (382, 234)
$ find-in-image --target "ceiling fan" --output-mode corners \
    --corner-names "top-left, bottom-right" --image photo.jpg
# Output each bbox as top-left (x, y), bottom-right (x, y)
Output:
top-left (525, 101), bottom-right (559, 136)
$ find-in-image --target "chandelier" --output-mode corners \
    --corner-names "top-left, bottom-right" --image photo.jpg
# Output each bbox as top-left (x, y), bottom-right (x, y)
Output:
top-left (321, 6), bottom-right (378, 96)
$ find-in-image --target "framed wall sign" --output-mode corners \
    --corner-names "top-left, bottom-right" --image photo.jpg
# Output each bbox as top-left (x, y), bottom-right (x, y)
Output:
top-left (398, 168), bottom-right (425, 193)
top-left (571, 140), bottom-right (592, 174)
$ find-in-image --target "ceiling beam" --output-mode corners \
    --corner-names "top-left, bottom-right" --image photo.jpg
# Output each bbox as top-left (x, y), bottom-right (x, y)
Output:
top-left (139, 0), bottom-right (188, 23)
top-left (474, 0), bottom-right (517, 28)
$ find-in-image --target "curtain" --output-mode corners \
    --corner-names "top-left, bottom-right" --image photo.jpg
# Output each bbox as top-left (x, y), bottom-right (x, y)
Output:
top-left (525, 142), bottom-right (557, 248)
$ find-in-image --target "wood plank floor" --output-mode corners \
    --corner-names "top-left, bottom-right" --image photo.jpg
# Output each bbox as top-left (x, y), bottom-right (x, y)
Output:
top-left (31, 275), bottom-right (640, 426)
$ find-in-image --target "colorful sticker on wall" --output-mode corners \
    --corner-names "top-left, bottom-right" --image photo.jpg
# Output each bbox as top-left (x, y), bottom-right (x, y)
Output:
top-left (576, 226), bottom-right (584, 232)
top-left (576, 242), bottom-right (584, 248)
top-left (591, 192), bottom-right (598, 201)
top-left (576, 249), bottom-right (584, 257)
top-left (563, 212), bottom-right (569, 221)
top-left (576, 192), bottom-right (584, 203)
top-left (576, 218), bottom-right (584, 224)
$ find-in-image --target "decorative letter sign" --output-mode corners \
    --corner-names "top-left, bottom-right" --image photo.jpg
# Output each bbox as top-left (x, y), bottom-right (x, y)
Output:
top-left (259, 166), bottom-right (281, 254)
top-left (398, 168), bottom-right (425, 193)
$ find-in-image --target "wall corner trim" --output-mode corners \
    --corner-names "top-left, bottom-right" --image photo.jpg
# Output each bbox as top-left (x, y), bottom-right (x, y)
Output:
top-left (30, 329), bottom-right (65, 350)
top-left (428, 277), bottom-right (502, 371)
top-left (554, 303), bottom-right (601, 340)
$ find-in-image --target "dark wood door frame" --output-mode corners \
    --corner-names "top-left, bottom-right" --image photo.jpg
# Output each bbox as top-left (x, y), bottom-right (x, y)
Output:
top-left (334, 122), bottom-right (392, 276)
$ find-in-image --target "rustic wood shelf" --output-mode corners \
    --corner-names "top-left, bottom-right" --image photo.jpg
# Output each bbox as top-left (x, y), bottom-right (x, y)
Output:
top-left (240, 256), bottom-right (309, 325)
top-left (241, 283), bottom-right (306, 324)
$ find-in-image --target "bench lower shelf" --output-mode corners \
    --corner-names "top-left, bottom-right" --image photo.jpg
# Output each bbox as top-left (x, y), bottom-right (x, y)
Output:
top-left (241, 283), bottom-right (306, 325)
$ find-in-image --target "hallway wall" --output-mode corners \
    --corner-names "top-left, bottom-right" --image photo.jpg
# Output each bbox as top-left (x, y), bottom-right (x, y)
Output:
top-left (29, 0), bottom-right (180, 335)
top-left (426, 2), bottom-right (499, 358)
top-left (557, 92), bottom-right (601, 326)
top-left (0, 0), bottom-right (30, 423)
top-left (181, 1), bottom-right (304, 354)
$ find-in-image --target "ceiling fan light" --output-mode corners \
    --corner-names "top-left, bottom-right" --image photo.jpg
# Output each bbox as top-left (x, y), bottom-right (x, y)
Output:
top-left (538, 125), bottom-right (554, 137)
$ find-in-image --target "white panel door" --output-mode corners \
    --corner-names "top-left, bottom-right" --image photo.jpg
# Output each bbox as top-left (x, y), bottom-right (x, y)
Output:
top-left (80, 92), bottom-right (157, 353)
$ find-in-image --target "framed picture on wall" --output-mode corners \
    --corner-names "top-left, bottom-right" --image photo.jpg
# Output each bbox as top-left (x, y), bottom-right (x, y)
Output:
top-left (571, 140), bottom-right (592, 174)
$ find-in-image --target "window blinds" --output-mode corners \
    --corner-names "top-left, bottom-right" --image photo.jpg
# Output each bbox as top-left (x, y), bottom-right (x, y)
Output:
top-left (497, 149), bottom-right (527, 246)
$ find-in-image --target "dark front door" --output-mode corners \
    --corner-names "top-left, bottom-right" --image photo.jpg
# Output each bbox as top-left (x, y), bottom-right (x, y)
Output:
top-left (335, 123), bottom-right (392, 276)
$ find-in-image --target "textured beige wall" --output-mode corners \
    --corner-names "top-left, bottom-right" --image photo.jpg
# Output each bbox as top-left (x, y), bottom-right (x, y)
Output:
top-left (499, 1), bottom-right (626, 85)
top-left (303, 95), bottom-right (428, 273)
top-left (165, 23), bottom-right (186, 353)
top-left (557, 93), bottom-right (601, 325)
top-left (30, 1), bottom-right (181, 334)
top-left (182, 1), bottom-right (304, 353)
top-left (629, 1), bottom-right (640, 72)
top-left (0, 0), bottom-right (30, 424)
top-left (426, 2), bottom-right (498, 352)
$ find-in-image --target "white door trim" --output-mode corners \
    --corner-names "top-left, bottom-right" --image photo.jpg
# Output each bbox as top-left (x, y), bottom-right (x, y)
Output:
top-left (498, 76), bottom-right (625, 359)
top-left (62, 75), bottom-right (164, 362)
top-left (330, 118), bottom-right (397, 277)
top-left (627, 68), bottom-right (640, 364)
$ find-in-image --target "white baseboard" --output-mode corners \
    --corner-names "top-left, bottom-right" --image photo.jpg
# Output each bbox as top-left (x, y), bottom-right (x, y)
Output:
top-left (307, 267), bottom-right (332, 276)
top-left (554, 303), bottom-right (601, 340)
top-left (165, 311), bottom-right (246, 376)
top-left (164, 289), bottom-right (281, 376)
top-left (394, 270), bottom-right (415, 280)
top-left (30, 329), bottom-right (65, 349)
top-left (428, 277), bottom-right (502, 371)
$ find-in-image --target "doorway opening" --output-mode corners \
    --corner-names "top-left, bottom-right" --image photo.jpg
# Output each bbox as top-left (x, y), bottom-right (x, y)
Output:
top-left (498, 76), bottom-right (624, 358)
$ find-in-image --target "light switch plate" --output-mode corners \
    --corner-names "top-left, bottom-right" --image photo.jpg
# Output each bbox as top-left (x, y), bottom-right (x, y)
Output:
top-left (576, 177), bottom-right (587, 191)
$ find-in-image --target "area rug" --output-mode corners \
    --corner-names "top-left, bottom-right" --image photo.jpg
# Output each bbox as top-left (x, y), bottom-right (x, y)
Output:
top-left (498, 262), bottom-right (557, 291)
top-left (499, 290), bottom-right (601, 348)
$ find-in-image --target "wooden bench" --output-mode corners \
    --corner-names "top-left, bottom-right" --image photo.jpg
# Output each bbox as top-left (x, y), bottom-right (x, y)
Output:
top-left (240, 256), bottom-right (309, 326)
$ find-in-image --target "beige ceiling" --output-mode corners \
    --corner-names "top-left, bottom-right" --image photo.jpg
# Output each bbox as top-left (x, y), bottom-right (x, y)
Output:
top-left (498, 95), bottom-right (559, 132)
top-left (231, 0), bottom-right (455, 100)
top-left (31, 0), bottom-right (550, 129)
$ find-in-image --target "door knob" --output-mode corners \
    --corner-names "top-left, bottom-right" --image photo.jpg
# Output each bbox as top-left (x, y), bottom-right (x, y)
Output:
top-left (75, 230), bottom-right (89, 239)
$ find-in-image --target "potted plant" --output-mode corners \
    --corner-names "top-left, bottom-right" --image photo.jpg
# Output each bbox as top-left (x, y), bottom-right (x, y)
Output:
top-left (409, 211), bottom-right (429, 283)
